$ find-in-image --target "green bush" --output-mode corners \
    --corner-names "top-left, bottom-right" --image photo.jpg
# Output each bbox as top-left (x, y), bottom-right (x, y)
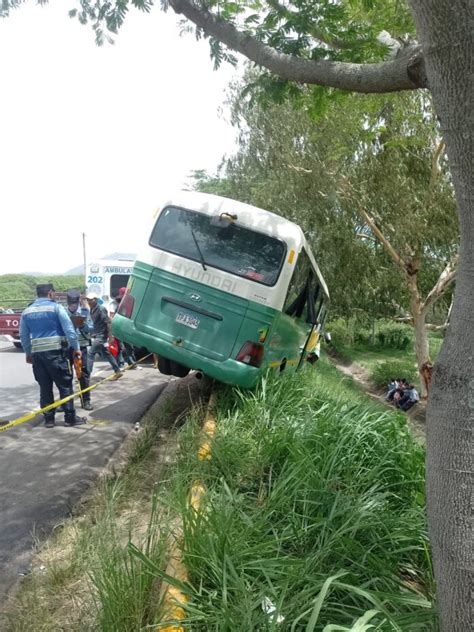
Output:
top-left (326, 317), bottom-right (352, 349)
top-left (370, 359), bottom-right (418, 389)
top-left (376, 321), bottom-right (413, 350)
top-left (327, 318), bottom-right (414, 352)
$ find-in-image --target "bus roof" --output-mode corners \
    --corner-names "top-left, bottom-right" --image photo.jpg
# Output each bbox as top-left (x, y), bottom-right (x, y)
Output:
top-left (159, 190), bottom-right (305, 243)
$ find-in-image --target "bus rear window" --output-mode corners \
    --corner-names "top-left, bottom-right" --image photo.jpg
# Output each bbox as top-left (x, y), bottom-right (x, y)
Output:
top-left (149, 206), bottom-right (286, 286)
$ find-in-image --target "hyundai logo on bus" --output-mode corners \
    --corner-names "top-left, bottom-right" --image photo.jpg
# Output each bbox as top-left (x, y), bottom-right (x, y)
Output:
top-left (172, 262), bottom-right (238, 293)
top-left (189, 293), bottom-right (202, 302)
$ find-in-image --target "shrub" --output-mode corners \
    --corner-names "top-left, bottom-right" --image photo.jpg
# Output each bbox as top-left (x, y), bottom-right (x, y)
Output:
top-left (370, 359), bottom-right (418, 389)
top-left (376, 321), bottom-right (413, 350)
top-left (326, 317), bottom-right (352, 349)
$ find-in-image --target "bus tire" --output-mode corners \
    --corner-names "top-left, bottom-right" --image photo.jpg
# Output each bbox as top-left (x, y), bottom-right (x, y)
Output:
top-left (158, 356), bottom-right (172, 375)
top-left (170, 361), bottom-right (190, 378)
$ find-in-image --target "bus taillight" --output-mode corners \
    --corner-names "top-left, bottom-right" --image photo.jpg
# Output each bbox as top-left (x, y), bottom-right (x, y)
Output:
top-left (236, 342), bottom-right (264, 367)
top-left (118, 293), bottom-right (135, 318)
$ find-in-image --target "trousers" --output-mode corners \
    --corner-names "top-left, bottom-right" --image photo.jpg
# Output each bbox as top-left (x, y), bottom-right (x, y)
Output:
top-left (71, 347), bottom-right (91, 403)
top-left (32, 350), bottom-right (75, 422)
top-left (87, 337), bottom-right (120, 374)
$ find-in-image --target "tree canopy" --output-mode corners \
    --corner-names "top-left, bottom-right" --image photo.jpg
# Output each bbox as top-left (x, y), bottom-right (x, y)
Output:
top-left (1, 0), bottom-right (427, 92)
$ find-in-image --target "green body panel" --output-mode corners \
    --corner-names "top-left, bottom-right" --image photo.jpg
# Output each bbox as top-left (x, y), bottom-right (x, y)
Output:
top-left (266, 311), bottom-right (313, 370)
top-left (112, 260), bottom-right (314, 387)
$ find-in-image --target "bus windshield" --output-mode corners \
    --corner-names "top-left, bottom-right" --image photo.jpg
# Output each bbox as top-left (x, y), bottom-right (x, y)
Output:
top-left (149, 206), bottom-right (286, 286)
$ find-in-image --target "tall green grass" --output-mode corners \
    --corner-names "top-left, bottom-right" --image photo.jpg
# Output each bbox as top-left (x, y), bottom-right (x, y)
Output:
top-left (158, 360), bottom-right (434, 630)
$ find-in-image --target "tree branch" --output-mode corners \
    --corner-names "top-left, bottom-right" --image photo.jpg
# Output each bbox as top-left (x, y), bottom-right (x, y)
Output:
top-left (351, 203), bottom-right (407, 272)
top-left (169, 0), bottom-right (427, 92)
top-left (423, 253), bottom-right (458, 312)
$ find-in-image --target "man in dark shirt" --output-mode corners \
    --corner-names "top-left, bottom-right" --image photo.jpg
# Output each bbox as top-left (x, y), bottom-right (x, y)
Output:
top-left (86, 293), bottom-right (123, 380)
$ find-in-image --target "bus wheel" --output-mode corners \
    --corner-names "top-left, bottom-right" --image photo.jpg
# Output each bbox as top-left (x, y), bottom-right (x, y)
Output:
top-left (170, 361), bottom-right (190, 378)
top-left (157, 356), bottom-right (172, 375)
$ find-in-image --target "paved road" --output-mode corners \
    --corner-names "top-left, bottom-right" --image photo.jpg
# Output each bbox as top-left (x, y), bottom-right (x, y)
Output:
top-left (0, 342), bottom-right (171, 602)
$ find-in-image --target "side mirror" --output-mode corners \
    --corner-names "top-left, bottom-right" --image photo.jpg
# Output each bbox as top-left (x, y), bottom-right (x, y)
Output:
top-left (324, 332), bottom-right (332, 344)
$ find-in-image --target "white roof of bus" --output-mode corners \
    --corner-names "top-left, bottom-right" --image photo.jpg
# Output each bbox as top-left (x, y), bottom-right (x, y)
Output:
top-left (160, 190), bottom-right (302, 241)
top-left (158, 190), bottom-right (329, 299)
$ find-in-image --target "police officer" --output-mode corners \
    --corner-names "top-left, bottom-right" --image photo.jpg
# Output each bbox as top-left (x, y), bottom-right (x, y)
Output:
top-left (66, 289), bottom-right (94, 411)
top-left (19, 283), bottom-right (85, 428)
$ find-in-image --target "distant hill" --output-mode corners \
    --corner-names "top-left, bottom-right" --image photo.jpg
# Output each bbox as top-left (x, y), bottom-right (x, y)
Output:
top-left (64, 265), bottom-right (84, 275)
top-left (21, 271), bottom-right (56, 277)
top-left (0, 274), bottom-right (84, 306)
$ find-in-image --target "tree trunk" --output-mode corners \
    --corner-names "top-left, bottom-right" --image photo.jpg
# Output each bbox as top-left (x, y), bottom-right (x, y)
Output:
top-left (408, 2), bottom-right (474, 630)
top-left (407, 272), bottom-right (431, 398)
top-left (412, 309), bottom-right (430, 398)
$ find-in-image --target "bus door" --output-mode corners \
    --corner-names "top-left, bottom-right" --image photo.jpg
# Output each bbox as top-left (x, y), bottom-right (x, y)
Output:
top-left (296, 277), bottom-right (324, 369)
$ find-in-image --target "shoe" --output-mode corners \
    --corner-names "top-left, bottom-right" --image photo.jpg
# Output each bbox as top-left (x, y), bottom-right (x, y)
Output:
top-left (64, 416), bottom-right (87, 427)
top-left (44, 419), bottom-right (55, 428)
top-left (111, 371), bottom-right (123, 381)
top-left (83, 402), bottom-right (93, 411)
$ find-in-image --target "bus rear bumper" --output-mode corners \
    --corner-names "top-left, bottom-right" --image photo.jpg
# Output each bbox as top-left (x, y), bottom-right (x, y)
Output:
top-left (112, 316), bottom-right (260, 389)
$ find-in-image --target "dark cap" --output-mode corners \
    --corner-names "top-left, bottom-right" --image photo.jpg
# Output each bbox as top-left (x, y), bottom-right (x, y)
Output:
top-left (36, 283), bottom-right (55, 297)
top-left (66, 289), bottom-right (81, 304)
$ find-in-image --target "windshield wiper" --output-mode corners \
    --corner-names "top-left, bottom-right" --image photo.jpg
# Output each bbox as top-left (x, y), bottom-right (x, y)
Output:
top-left (191, 228), bottom-right (207, 271)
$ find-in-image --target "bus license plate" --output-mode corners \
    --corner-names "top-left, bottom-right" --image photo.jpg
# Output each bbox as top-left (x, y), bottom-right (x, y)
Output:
top-left (176, 312), bottom-right (200, 329)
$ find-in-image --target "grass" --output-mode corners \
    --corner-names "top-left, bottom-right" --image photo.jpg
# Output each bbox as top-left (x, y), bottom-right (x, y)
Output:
top-left (335, 332), bottom-right (444, 375)
top-left (4, 362), bottom-right (434, 630)
top-left (157, 359), bottom-right (435, 630)
top-left (1, 390), bottom-right (188, 632)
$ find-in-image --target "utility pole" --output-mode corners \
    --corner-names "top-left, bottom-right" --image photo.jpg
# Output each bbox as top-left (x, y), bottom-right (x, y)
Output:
top-left (82, 232), bottom-right (87, 287)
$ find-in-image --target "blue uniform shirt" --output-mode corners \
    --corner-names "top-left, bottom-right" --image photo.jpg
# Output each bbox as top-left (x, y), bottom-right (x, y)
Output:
top-left (19, 298), bottom-right (79, 355)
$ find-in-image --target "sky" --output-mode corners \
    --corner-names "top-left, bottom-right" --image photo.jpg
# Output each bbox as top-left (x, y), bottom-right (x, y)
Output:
top-left (0, 2), bottom-right (238, 274)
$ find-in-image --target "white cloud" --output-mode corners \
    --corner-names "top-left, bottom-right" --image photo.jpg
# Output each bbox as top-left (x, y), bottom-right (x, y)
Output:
top-left (0, 3), bottom-right (237, 274)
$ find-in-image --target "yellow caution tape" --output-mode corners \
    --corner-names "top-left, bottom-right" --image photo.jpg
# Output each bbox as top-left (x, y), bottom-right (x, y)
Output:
top-left (0, 354), bottom-right (152, 434)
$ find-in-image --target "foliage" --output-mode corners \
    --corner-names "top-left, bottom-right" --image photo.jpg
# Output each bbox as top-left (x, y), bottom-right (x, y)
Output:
top-left (0, 274), bottom-right (84, 308)
top-left (326, 317), bottom-right (355, 349)
top-left (327, 318), bottom-right (413, 354)
top-left (0, 1), bottom-right (415, 69)
top-left (192, 82), bottom-right (457, 324)
top-left (370, 360), bottom-right (418, 389)
top-left (161, 365), bottom-right (434, 629)
top-left (375, 321), bottom-right (413, 351)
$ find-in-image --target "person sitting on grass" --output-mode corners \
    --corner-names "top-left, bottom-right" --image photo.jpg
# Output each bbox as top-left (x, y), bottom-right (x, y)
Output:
top-left (397, 384), bottom-right (420, 412)
top-left (385, 378), bottom-right (399, 401)
top-left (391, 378), bottom-right (409, 406)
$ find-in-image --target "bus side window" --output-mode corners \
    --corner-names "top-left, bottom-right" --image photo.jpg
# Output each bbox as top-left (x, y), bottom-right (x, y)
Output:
top-left (284, 249), bottom-right (311, 320)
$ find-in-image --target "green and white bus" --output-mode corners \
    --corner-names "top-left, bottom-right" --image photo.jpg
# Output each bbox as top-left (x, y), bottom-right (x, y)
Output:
top-left (112, 191), bottom-right (329, 388)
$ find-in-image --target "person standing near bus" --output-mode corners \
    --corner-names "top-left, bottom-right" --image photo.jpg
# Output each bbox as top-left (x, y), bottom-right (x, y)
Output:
top-left (65, 289), bottom-right (94, 410)
top-left (19, 283), bottom-right (85, 428)
top-left (86, 293), bottom-right (123, 380)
